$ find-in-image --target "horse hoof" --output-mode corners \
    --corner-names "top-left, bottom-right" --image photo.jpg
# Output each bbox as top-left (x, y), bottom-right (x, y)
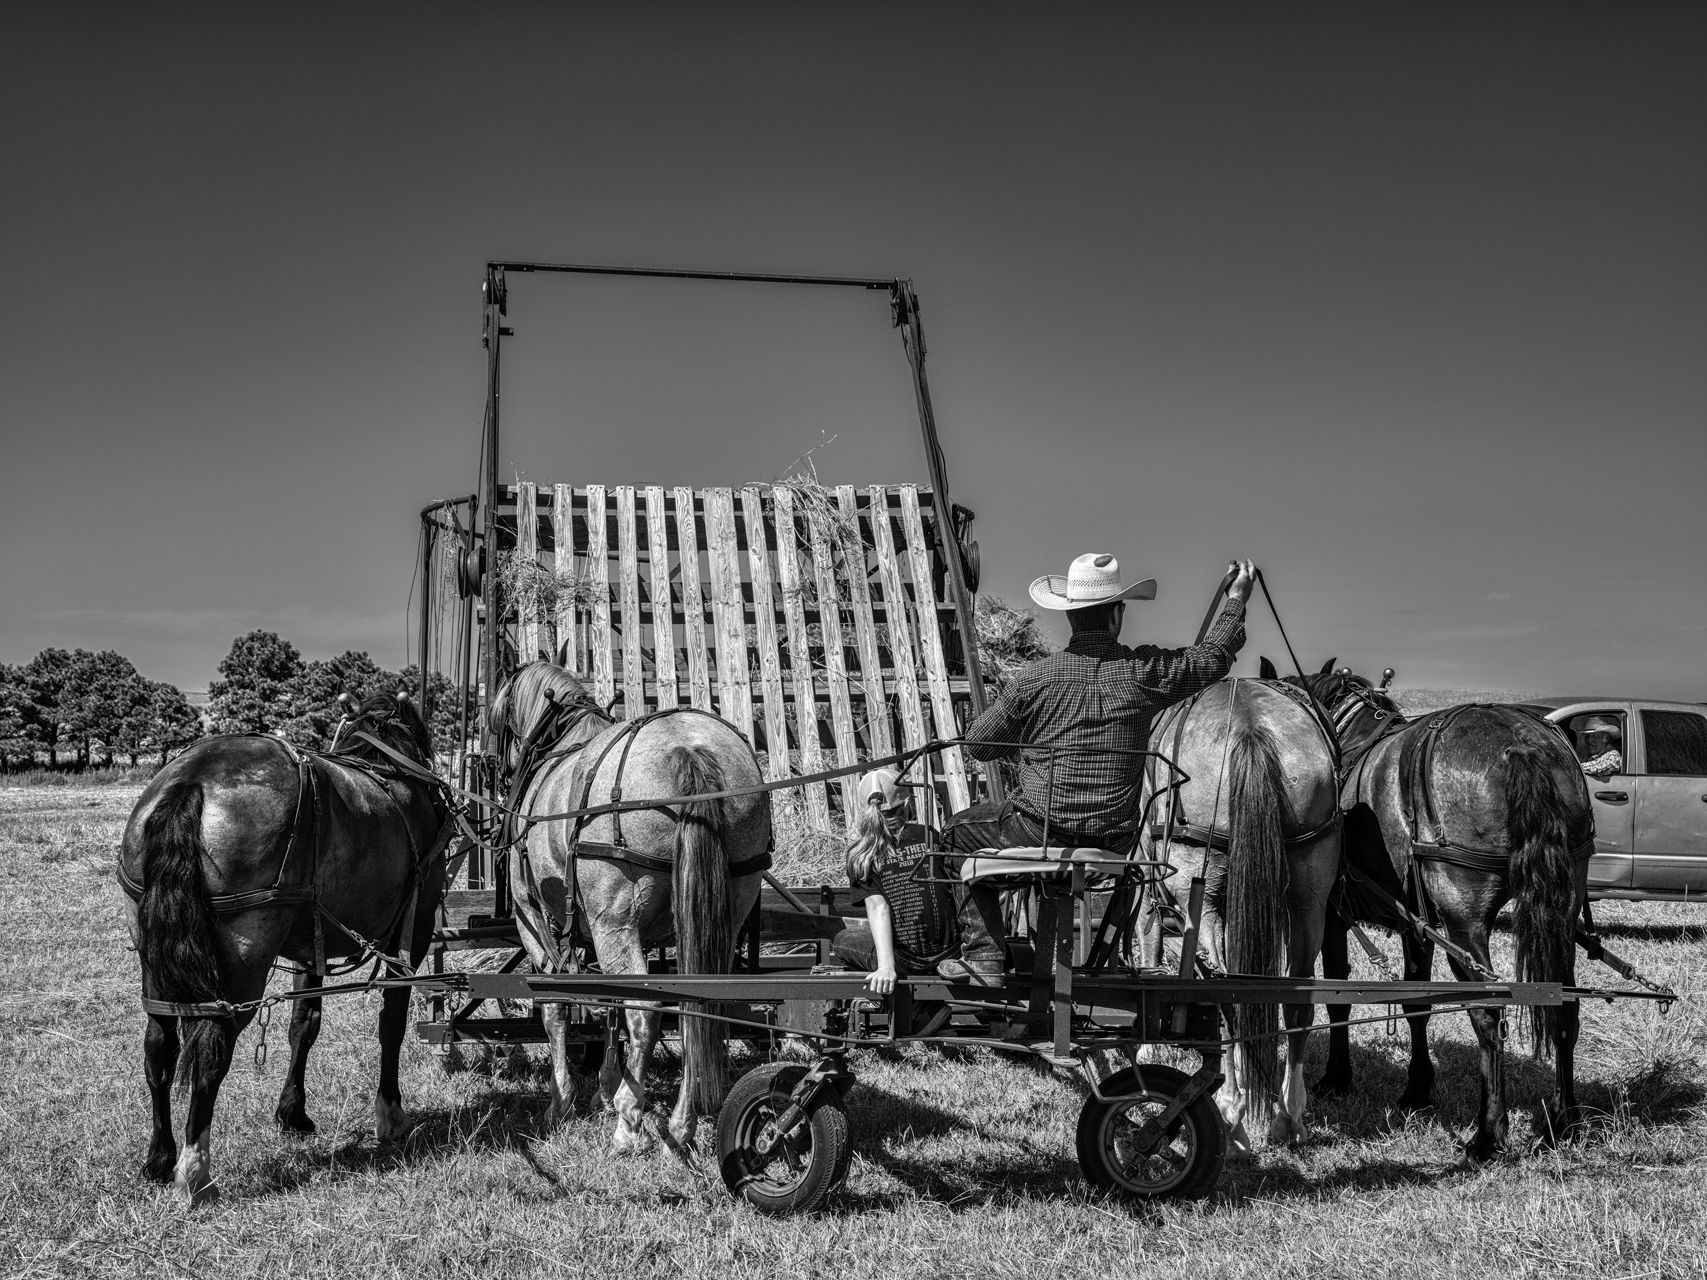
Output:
top-left (1396, 1086), bottom-right (1433, 1112)
top-left (141, 1152), bottom-right (177, 1184)
top-left (1463, 1133), bottom-right (1500, 1164)
top-left (185, 1181), bottom-right (221, 1210)
top-left (1533, 1104), bottom-right (1579, 1149)
top-left (611, 1122), bottom-right (656, 1156)
top-left (274, 1109), bottom-right (316, 1136)
top-left (174, 1146), bottom-right (213, 1201)
top-left (547, 1097), bottom-right (576, 1129)
top-left (1266, 1113), bottom-right (1303, 1147)
top-left (374, 1095), bottom-right (411, 1143)
top-left (1226, 1121), bottom-right (1252, 1158)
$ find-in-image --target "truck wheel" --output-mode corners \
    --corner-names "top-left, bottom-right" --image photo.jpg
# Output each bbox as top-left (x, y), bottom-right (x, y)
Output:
top-left (1076, 1065), bottom-right (1225, 1201)
top-left (716, 1063), bottom-right (850, 1214)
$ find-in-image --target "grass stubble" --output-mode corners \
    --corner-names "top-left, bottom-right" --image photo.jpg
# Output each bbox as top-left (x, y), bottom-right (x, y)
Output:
top-left (1, 782), bottom-right (1703, 1280)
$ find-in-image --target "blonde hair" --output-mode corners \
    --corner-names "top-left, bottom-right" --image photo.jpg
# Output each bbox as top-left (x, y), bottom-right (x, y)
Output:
top-left (846, 794), bottom-right (898, 886)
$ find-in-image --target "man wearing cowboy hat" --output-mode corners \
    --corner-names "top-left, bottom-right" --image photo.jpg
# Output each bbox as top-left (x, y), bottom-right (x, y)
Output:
top-left (936, 553), bottom-right (1256, 984)
top-left (1577, 714), bottom-right (1624, 778)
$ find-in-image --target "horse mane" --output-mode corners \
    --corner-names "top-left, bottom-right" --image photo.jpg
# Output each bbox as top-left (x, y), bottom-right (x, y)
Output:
top-left (331, 691), bottom-right (434, 767)
top-left (497, 661), bottom-right (599, 743)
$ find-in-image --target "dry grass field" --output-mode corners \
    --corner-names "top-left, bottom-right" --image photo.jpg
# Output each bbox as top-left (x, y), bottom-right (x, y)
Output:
top-left (3, 778), bottom-right (1704, 1279)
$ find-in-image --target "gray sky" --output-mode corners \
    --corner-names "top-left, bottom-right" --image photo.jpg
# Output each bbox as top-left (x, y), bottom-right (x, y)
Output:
top-left (3, 3), bottom-right (1702, 696)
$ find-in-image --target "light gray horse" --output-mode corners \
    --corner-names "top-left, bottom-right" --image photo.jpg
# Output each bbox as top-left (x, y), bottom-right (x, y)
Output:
top-left (490, 662), bottom-right (771, 1153)
top-left (1141, 677), bottom-right (1342, 1150)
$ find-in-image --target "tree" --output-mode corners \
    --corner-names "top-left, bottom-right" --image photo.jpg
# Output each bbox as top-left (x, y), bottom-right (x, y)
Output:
top-left (208, 631), bottom-right (305, 735)
top-left (21, 648), bottom-right (74, 765)
top-left (58, 650), bottom-right (149, 766)
top-left (0, 665), bottom-right (30, 767)
top-left (146, 682), bottom-right (203, 763)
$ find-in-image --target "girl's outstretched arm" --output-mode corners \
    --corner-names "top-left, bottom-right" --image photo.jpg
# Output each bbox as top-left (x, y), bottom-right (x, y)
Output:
top-left (863, 893), bottom-right (899, 994)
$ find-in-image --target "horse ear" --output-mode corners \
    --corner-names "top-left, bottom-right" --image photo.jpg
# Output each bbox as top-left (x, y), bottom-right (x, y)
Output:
top-left (1319, 657), bottom-right (1338, 676)
top-left (1258, 656), bottom-right (1278, 680)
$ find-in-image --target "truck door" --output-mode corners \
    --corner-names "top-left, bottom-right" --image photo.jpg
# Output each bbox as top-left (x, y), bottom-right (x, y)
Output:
top-left (1557, 707), bottom-right (1635, 891)
top-left (1633, 707), bottom-right (1707, 894)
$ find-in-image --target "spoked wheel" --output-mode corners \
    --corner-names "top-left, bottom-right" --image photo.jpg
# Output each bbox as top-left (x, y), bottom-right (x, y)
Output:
top-left (1076, 1065), bottom-right (1226, 1201)
top-left (716, 1062), bottom-right (850, 1214)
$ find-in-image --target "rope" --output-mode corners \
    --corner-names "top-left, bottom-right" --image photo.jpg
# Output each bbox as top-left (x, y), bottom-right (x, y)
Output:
top-left (1254, 568), bottom-right (1306, 683)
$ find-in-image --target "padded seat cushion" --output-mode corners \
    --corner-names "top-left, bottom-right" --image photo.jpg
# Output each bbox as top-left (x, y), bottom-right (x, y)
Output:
top-left (959, 846), bottom-right (1131, 883)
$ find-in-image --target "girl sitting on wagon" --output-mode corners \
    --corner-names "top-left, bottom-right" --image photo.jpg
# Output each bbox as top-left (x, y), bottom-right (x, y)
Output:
top-left (830, 767), bottom-right (959, 996)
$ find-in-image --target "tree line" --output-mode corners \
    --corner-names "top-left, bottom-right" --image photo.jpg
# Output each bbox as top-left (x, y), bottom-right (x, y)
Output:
top-left (205, 630), bottom-right (472, 757)
top-left (1, 631), bottom-right (473, 770)
top-left (0, 650), bottom-right (201, 768)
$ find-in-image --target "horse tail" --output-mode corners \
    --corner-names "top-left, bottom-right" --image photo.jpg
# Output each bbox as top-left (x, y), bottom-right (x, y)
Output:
top-left (670, 744), bottom-right (733, 1117)
top-left (1226, 718), bottom-right (1289, 1117)
top-left (1504, 743), bottom-right (1575, 1058)
top-left (136, 780), bottom-right (229, 1093)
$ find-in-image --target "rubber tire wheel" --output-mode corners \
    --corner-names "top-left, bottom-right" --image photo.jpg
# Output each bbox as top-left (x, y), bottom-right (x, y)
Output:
top-left (1076, 1065), bottom-right (1226, 1201)
top-left (716, 1063), bottom-right (851, 1214)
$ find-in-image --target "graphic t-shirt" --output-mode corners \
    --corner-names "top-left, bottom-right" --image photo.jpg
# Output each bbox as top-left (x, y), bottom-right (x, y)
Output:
top-left (847, 822), bottom-right (957, 966)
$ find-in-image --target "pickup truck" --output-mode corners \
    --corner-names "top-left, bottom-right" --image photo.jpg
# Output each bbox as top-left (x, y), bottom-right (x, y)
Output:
top-left (1516, 698), bottom-right (1707, 900)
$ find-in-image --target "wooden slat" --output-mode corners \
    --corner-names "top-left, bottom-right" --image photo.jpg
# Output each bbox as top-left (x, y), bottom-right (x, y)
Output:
top-left (870, 485), bottom-right (928, 760)
top-left (704, 487), bottom-right (754, 739)
top-left (553, 484), bottom-right (577, 673)
top-left (615, 486), bottom-right (645, 716)
top-left (740, 486), bottom-right (789, 779)
top-left (643, 486), bottom-right (677, 709)
top-left (837, 485), bottom-right (891, 759)
top-left (673, 487), bottom-right (712, 711)
top-left (899, 485), bottom-right (971, 812)
top-left (515, 481), bottom-right (542, 663)
top-left (808, 502), bottom-right (859, 823)
top-left (772, 486), bottom-right (830, 825)
top-left (584, 484), bottom-right (615, 708)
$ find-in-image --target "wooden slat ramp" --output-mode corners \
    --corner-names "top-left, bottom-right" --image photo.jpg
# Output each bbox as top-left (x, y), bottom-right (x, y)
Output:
top-left (501, 481), bottom-right (980, 825)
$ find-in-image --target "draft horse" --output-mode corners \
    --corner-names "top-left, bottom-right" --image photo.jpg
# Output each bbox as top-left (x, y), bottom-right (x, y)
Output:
top-left (121, 693), bottom-right (453, 1200)
top-left (490, 661), bottom-right (772, 1153)
top-left (1140, 677), bottom-right (1343, 1150)
top-left (1266, 657), bottom-right (1593, 1157)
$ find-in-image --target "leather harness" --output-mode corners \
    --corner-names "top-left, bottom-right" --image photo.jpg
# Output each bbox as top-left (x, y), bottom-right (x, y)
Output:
top-left (505, 702), bottom-right (774, 973)
top-left (118, 733), bottom-right (455, 1010)
top-left (1148, 679), bottom-right (1346, 853)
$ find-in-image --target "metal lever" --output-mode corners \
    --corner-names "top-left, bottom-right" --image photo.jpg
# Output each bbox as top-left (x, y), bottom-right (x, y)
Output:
top-left (1594, 791), bottom-right (1628, 802)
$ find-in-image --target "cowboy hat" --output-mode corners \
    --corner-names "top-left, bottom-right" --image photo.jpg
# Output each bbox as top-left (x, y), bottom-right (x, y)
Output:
top-left (1028, 553), bottom-right (1157, 611)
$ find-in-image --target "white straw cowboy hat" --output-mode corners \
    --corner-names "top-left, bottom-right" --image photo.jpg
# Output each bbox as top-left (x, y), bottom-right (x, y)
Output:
top-left (1028, 553), bottom-right (1157, 611)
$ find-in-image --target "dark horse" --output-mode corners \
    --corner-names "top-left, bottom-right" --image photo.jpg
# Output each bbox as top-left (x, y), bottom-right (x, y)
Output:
top-left (121, 693), bottom-right (451, 1201)
top-left (1263, 657), bottom-right (1593, 1158)
top-left (490, 662), bottom-right (772, 1153)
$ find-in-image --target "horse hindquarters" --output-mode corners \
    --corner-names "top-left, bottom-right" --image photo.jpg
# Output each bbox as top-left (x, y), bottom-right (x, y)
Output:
top-left (670, 745), bottom-right (734, 1127)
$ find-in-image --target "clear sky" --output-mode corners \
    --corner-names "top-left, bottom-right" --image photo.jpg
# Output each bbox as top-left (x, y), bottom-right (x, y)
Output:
top-left (3, 4), bottom-right (1702, 697)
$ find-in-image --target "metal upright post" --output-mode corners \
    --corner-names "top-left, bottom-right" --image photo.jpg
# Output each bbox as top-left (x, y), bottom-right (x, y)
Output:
top-left (893, 281), bottom-right (1003, 803)
top-left (480, 267), bottom-right (506, 899)
top-left (418, 519), bottom-right (433, 728)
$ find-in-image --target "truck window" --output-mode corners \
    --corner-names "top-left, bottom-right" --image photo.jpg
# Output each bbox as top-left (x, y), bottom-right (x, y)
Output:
top-left (1640, 710), bottom-right (1707, 776)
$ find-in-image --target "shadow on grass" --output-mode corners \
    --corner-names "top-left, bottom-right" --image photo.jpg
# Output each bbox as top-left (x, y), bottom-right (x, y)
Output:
top-left (239, 1088), bottom-right (557, 1199)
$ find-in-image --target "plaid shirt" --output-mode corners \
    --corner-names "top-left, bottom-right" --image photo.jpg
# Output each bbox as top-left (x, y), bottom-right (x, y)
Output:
top-left (963, 599), bottom-right (1246, 841)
